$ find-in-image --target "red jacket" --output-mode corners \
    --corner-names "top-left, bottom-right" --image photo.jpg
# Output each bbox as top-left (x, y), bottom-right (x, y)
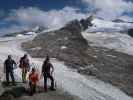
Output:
top-left (29, 72), bottom-right (39, 85)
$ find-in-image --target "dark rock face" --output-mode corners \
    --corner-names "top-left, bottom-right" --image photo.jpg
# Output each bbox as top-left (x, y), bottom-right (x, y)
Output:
top-left (0, 86), bottom-right (26, 100)
top-left (112, 19), bottom-right (126, 23)
top-left (128, 29), bottom-right (133, 37)
top-left (80, 16), bottom-right (93, 30)
top-left (22, 17), bottom-right (133, 97)
top-left (22, 19), bottom-right (91, 67)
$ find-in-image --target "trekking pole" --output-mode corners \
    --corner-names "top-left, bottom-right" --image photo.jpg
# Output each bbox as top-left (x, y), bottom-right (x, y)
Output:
top-left (54, 79), bottom-right (57, 89)
top-left (53, 72), bottom-right (57, 89)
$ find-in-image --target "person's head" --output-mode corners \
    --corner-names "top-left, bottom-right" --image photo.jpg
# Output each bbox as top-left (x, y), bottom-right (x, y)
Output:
top-left (8, 55), bottom-right (12, 60)
top-left (46, 54), bottom-right (50, 62)
top-left (32, 68), bottom-right (36, 73)
top-left (23, 54), bottom-right (28, 58)
top-left (43, 54), bottom-right (50, 64)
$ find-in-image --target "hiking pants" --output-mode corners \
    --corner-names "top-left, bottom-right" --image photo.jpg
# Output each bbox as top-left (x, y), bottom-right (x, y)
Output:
top-left (22, 68), bottom-right (28, 82)
top-left (43, 73), bottom-right (54, 91)
top-left (6, 71), bottom-right (15, 83)
top-left (29, 81), bottom-right (36, 95)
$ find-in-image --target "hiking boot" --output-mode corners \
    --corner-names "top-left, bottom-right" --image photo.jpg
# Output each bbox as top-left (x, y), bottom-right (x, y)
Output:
top-left (50, 87), bottom-right (56, 91)
top-left (44, 86), bottom-right (48, 92)
top-left (23, 81), bottom-right (27, 83)
top-left (5, 82), bottom-right (9, 86)
top-left (12, 82), bottom-right (16, 86)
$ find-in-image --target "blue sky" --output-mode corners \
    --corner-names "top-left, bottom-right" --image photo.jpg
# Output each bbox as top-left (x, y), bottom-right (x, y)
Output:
top-left (0, 0), bottom-right (83, 11)
top-left (0, 0), bottom-right (133, 34)
top-left (0, 0), bottom-right (85, 20)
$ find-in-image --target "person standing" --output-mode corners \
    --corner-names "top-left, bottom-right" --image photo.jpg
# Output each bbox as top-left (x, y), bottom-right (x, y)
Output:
top-left (19, 54), bottom-right (30, 83)
top-left (42, 55), bottom-right (55, 92)
top-left (29, 68), bottom-right (39, 95)
top-left (4, 55), bottom-right (16, 85)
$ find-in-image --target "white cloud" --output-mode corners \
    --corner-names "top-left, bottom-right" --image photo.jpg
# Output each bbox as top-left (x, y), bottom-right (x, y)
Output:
top-left (1, 1), bottom-right (133, 34)
top-left (0, 7), bottom-right (88, 34)
top-left (0, 25), bottom-right (30, 34)
top-left (119, 15), bottom-right (133, 22)
top-left (81, 0), bottom-right (133, 20)
top-left (5, 7), bottom-right (87, 29)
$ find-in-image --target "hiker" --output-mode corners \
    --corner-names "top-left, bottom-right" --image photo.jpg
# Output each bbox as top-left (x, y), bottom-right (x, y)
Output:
top-left (4, 55), bottom-right (16, 85)
top-left (19, 54), bottom-right (30, 83)
top-left (42, 55), bottom-right (55, 91)
top-left (29, 68), bottom-right (39, 95)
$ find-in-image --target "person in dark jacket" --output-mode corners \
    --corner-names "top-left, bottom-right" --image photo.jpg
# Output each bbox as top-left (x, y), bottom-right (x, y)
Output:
top-left (42, 55), bottom-right (55, 91)
top-left (19, 54), bottom-right (30, 83)
top-left (4, 55), bottom-right (16, 84)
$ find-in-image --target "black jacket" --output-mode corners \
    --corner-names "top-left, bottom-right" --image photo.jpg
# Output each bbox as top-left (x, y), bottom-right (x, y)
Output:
top-left (4, 59), bottom-right (16, 72)
top-left (42, 62), bottom-right (53, 74)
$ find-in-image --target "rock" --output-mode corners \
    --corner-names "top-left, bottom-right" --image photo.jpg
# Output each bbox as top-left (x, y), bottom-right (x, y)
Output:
top-left (1, 86), bottom-right (26, 97)
top-left (128, 29), bottom-right (133, 37)
top-left (22, 18), bottom-right (90, 68)
top-left (80, 16), bottom-right (93, 30)
top-left (0, 94), bottom-right (14, 100)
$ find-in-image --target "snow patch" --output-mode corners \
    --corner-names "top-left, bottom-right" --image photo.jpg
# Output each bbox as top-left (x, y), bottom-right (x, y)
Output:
top-left (24, 32), bottom-right (36, 35)
top-left (82, 31), bottom-right (133, 55)
top-left (87, 18), bottom-right (133, 32)
top-left (16, 34), bottom-right (24, 37)
top-left (61, 46), bottom-right (67, 50)
top-left (30, 47), bottom-right (42, 51)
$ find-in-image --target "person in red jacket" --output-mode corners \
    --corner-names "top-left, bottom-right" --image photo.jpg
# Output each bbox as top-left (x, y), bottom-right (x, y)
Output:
top-left (29, 68), bottom-right (39, 95)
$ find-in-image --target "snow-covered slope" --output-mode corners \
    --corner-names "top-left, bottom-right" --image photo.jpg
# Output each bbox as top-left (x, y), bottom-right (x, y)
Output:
top-left (0, 35), bottom-right (133, 100)
top-left (82, 17), bottom-right (133, 55)
top-left (82, 31), bottom-right (133, 55)
top-left (87, 18), bottom-right (133, 32)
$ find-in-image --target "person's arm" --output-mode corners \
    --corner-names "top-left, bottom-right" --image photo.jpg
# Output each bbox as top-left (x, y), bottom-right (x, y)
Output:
top-left (42, 63), bottom-right (44, 74)
top-left (25, 59), bottom-right (30, 71)
top-left (26, 59), bottom-right (30, 69)
top-left (4, 61), bottom-right (6, 73)
top-left (13, 60), bottom-right (17, 69)
top-left (36, 73), bottom-right (39, 82)
top-left (28, 59), bottom-right (30, 67)
top-left (50, 63), bottom-right (54, 75)
top-left (13, 60), bottom-right (17, 65)
top-left (29, 73), bottom-right (31, 80)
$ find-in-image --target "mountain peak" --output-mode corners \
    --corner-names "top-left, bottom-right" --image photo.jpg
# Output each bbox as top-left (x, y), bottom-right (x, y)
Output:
top-left (112, 19), bottom-right (126, 23)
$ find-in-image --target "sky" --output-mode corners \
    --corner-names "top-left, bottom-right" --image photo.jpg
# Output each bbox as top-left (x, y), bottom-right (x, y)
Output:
top-left (0, 0), bottom-right (83, 11)
top-left (0, 0), bottom-right (133, 34)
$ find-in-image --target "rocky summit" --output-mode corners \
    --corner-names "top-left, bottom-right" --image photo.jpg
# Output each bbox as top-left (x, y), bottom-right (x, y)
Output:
top-left (22, 17), bottom-right (93, 68)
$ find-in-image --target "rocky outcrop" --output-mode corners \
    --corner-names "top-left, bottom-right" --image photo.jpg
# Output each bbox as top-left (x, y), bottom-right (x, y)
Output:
top-left (112, 19), bottom-right (126, 23)
top-left (22, 19), bottom-right (91, 68)
top-left (80, 16), bottom-right (93, 30)
top-left (128, 29), bottom-right (133, 37)
top-left (0, 83), bottom-right (80, 100)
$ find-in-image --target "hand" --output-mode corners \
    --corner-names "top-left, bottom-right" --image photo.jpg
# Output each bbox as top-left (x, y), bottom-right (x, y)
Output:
top-left (50, 71), bottom-right (53, 76)
top-left (40, 73), bottom-right (43, 79)
top-left (27, 67), bottom-right (30, 72)
top-left (4, 69), bottom-right (6, 73)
